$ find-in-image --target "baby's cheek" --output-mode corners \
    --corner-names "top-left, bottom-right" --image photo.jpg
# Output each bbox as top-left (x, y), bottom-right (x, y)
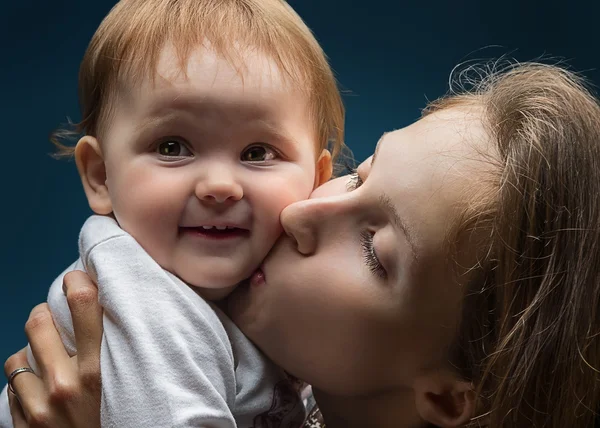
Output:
top-left (273, 172), bottom-right (315, 205)
top-left (107, 177), bottom-right (183, 263)
top-left (113, 193), bottom-right (173, 228)
top-left (254, 175), bottom-right (313, 241)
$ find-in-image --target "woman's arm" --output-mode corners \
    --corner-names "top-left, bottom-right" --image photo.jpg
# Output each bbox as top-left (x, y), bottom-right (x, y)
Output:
top-left (4, 271), bottom-right (102, 428)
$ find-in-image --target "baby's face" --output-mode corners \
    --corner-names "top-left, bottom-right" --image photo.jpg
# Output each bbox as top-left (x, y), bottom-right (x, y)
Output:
top-left (97, 45), bottom-right (319, 298)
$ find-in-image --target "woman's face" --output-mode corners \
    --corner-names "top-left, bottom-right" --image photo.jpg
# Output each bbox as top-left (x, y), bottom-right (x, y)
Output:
top-left (229, 106), bottom-right (492, 396)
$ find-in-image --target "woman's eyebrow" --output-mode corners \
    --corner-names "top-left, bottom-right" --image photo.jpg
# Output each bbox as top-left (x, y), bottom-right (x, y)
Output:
top-left (371, 132), bottom-right (389, 166)
top-left (379, 192), bottom-right (418, 261)
top-left (371, 131), bottom-right (418, 259)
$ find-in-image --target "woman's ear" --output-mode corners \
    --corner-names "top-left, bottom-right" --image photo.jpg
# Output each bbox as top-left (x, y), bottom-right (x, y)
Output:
top-left (413, 370), bottom-right (476, 427)
top-left (75, 136), bottom-right (113, 215)
top-left (315, 149), bottom-right (333, 187)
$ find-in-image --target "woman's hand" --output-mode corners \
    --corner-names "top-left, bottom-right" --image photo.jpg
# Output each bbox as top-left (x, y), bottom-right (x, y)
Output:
top-left (3, 271), bottom-right (103, 428)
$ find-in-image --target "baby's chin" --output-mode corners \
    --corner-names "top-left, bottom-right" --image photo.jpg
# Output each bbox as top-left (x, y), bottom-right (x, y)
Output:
top-left (193, 283), bottom-right (239, 301)
top-left (177, 267), bottom-right (254, 301)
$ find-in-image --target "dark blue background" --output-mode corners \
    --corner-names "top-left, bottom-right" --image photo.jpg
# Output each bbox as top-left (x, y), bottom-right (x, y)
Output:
top-left (1, 0), bottom-right (599, 363)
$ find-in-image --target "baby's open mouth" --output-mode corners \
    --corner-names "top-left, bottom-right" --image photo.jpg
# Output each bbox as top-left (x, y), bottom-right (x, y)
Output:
top-left (180, 226), bottom-right (250, 239)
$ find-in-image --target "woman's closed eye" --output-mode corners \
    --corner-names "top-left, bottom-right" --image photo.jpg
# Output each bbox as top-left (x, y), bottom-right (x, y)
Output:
top-left (360, 231), bottom-right (387, 279)
top-left (347, 170), bottom-right (386, 279)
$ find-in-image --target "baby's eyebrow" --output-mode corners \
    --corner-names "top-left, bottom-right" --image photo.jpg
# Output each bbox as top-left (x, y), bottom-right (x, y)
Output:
top-left (134, 111), bottom-right (179, 132)
top-left (252, 120), bottom-right (299, 145)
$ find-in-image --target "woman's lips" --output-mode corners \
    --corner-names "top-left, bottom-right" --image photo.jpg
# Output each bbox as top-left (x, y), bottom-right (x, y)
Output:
top-left (250, 267), bottom-right (266, 287)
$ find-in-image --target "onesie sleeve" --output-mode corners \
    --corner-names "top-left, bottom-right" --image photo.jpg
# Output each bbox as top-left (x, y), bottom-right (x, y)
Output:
top-left (80, 215), bottom-right (237, 428)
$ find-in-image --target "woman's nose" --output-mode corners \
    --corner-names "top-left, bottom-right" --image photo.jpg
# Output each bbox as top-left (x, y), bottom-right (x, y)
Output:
top-left (195, 165), bottom-right (243, 204)
top-left (280, 193), bottom-right (353, 255)
top-left (280, 200), bottom-right (319, 255)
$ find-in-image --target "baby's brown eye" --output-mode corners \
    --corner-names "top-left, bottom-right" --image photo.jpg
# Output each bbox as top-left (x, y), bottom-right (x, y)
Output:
top-left (157, 140), bottom-right (192, 157)
top-left (241, 145), bottom-right (277, 162)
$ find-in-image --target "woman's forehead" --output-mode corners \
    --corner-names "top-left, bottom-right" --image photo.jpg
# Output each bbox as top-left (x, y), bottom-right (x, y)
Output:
top-left (373, 108), bottom-right (490, 175)
top-left (367, 108), bottom-right (493, 245)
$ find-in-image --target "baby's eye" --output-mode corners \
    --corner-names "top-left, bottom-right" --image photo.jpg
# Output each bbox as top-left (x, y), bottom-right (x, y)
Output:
top-left (241, 145), bottom-right (278, 163)
top-left (156, 139), bottom-right (193, 158)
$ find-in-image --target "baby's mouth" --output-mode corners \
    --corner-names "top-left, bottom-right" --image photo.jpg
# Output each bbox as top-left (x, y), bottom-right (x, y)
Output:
top-left (180, 226), bottom-right (250, 239)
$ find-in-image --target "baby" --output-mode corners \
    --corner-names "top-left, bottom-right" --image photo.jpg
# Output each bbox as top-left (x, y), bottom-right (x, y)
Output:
top-left (0, 0), bottom-right (344, 426)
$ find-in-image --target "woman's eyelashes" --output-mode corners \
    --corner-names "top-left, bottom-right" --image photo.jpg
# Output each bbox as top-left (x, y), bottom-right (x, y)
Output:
top-left (360, 231), bottom-right (387, 279)
top-left (347, 171), bottom-right (386, 279)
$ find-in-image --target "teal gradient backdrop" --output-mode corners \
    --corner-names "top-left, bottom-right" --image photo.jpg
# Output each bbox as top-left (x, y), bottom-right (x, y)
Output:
top-left (1, 0), bottom-right (599, 363)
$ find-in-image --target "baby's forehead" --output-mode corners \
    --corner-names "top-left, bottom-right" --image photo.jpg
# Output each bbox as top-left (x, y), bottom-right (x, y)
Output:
top-left (115, 43), bottom-right (301, 96)
top-left (110, 45), bottom-right (303, 105)
top-left (161, 43), bottom-right (289, 79)
top-left (107, 49), bottom-right (305, 124)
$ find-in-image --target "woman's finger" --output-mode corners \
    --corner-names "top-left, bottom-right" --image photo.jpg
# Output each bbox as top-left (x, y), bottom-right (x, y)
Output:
top-left (8, 390), bottom-right (27, 428)
top-left (4, 348), bottom-right (54, 427)
top-left (4, 349), bottom-right (39, 394)
top-left (24, 304), bottom-right (71, 379)
top-left (63, 271), bottom-right (103, 381)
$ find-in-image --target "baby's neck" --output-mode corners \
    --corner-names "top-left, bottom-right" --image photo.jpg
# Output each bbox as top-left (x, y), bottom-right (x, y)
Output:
top-left (312, 385), bottom-right (424, 428)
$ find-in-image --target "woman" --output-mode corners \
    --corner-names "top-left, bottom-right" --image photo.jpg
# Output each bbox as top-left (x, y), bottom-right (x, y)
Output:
top-left (5, 62), bottom-right (600, 427)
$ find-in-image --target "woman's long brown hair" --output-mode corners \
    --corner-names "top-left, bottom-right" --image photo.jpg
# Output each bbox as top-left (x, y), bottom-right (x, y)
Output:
top-left (431, 62), bottom-right (600, 427)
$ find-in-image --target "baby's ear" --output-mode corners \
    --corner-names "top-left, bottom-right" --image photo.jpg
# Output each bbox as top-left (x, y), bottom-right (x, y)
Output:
top-left (315, 149), bottom-right (333, 187)
top-left (75, 136), bottom-right (113, 215)
top-left (413, 369), bottom-right (476, 427)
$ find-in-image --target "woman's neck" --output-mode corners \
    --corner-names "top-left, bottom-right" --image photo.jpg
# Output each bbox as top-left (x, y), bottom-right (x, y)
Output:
top-left (312, 386), bottom-right (424, 428)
